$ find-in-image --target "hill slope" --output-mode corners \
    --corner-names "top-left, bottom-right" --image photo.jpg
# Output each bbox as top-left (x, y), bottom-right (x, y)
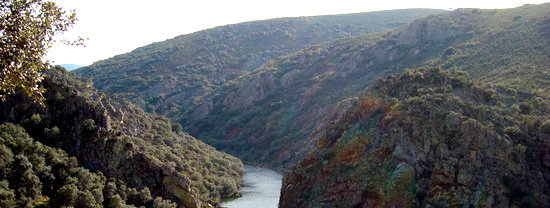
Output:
top-left (74, 9), bottom-right (445, 115)
top-left (1, 122), bottom-right (162, 207)
top-left (180, 3), bottom-right (549, 170)
top-left (0, 67), bottom-right (244, 207)
top-left (280, 68), bottom-right (549, 207)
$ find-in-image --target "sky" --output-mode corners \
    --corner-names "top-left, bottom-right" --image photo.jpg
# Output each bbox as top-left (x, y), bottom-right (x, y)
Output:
top-left (47, 0), bottom-right (548, 66)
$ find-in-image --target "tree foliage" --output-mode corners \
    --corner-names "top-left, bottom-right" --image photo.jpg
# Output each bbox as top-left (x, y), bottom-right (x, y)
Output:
top-left (0, 0), bottom-right (77, 103)
top-left (0, 122), bottom-right (166, 208)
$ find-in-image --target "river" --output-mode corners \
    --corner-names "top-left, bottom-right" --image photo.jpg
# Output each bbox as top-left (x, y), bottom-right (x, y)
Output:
top-left (221, 165), bottom-right (282, 208)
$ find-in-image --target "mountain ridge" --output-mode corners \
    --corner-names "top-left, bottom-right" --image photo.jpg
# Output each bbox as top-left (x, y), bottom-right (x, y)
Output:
top-left (179, 3), bottom-right (549, 171)
top-left (74, 9), bottom-right (446, 116)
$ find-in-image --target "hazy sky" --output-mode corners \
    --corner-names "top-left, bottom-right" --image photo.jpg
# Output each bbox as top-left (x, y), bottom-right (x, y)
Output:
top-left (47, 0), bottom-right (548, 66)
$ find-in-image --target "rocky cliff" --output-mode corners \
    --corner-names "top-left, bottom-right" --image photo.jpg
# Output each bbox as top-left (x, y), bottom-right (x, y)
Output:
top-left (280, 68), bottom-right (549, 208)
top-left (0, 67), bottom-right (244, 207)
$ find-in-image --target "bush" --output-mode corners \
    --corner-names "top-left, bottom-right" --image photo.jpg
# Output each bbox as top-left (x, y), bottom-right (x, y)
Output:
top-left (171, 123), bottom-right (183, 133)
top-left (153, 197), bottom-right (177, 208)
top-left (0, 180), bottom-right (16, 207)
top-left (44, 126), bottom-right (60, 137)
top-left (504, 125), bottom-right (522, 136)
top-left (519, 102), bottom-right (533, 114)
top-left (82, 119), bottom-right (96, 131)
top-left (30, 114), bottom-right (43, 125)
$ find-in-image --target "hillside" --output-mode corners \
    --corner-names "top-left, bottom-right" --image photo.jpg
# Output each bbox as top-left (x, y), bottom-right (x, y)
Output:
top-left (0, 67), bottom-right (244, 207)
top-left (0, 123), bottom-right (181, 207)
top-left (180, 3), bottom-right (550, 170)
top-left (74, 9), bottom-right (446, 115)
top-left (280, 68), bottom-right (549, 208)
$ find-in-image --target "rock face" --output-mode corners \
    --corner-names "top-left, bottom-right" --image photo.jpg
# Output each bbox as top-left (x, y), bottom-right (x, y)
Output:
top-left (74, 9), bottom-right (446, 116)
top-left (396, 9), bottom-right (476, 45)
top-left (0, 67), bottom-right (244, 207)
top-left (280, 68), bottom-right (549, 208)
top-left (180, 4), bottom-right (549, 171)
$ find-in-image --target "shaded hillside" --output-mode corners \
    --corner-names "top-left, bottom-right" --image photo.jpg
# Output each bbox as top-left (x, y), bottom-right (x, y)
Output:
top-left (0, 67), bottom-right (244, 207)
top-left (180, 3), bottom-right (549, 170)
top-left (0, 123), bottom-right (172, 207)
top-left (280, 68), bottom-right (549, 208)
top-left (74, 9), bottom-right (445, 115)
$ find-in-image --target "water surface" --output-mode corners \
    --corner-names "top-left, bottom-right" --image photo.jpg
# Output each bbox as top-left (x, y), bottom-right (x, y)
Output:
top-left (221, 165), bottom-right (282, 208)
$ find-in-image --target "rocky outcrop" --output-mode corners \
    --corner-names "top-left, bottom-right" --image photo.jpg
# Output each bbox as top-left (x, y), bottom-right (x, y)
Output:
top-left (397, 9), bottom-right (478, 45)
top-left (280, 68), bottom-right (549, 208)
top-left (221, 72), bottom-right (277, 112)
top-left (191, 100), bottom-right (213, 120)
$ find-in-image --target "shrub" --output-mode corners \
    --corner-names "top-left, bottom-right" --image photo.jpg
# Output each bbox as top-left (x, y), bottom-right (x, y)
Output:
top-left (519, 102), bottom-right (533, 114)
top-left (504, 125), bottom-right (522, 136)
top-left (82, 119), bottom-right (96, 131)
top-left (153, 197), bottom-right (177, 208)
top-left (30, 114), bottom-right (43, 125)
top-left (171, 123), bottom-right (183, 133)
top-left (44, 126), bottom-right (60, 137)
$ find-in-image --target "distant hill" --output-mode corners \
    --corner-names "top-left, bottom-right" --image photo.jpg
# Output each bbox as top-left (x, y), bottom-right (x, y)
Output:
top-left (58, 64), bottom-right (82, 71)
top-left (180, 3), bottom-right (549, 170)
top-left (0, 67), bottom-right (244, 207)
top-left (280, 68), bottom-right (549, 207)
top-left (74, 9), bottom-right (446, 115)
